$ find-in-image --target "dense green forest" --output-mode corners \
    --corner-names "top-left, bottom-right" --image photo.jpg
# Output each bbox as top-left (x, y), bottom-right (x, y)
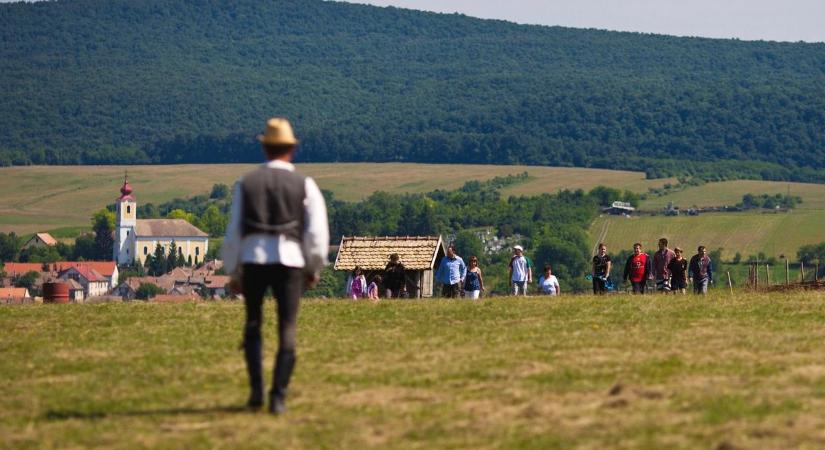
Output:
top-left (2, 0), bottom-right (825, 181)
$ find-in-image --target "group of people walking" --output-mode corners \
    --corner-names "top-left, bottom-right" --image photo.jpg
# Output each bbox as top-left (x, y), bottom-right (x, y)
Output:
top-left (616, 238), bottom-right (714, 295)
top-left (348, 239), bottom-right (714, 299)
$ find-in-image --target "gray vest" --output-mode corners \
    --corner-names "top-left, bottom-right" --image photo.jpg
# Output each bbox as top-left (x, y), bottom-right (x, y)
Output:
top-left (240, 166), bottom-right (306, 241)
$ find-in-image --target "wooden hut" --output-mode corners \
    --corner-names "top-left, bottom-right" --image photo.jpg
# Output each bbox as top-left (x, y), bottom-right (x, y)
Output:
top-left (333, 236), bottom-right (446, 298)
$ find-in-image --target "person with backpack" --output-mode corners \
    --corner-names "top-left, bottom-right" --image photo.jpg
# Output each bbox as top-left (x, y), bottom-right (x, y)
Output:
top-left (689, 246), bottom-right (714, 295)
top-left (623, 243), bottom-right (652, 294)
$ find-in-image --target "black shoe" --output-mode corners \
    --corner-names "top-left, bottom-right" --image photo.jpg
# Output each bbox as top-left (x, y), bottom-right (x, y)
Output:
top-left (247, 389), bottom-right (264, 411)
top-left (268, 394), bottom-right (286, 415)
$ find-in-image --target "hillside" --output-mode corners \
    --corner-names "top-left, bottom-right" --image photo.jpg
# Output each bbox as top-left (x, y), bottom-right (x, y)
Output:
top-left (0, 164), bottom-right (668, 235)
top-left (2, 0), bottom-right (825, 181)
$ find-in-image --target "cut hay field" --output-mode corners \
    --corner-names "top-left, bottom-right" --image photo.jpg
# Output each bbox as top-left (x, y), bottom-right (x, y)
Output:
top-left (0, 164), bottom-right (667, 235)
top-left (641, 180), bottom-right (825, 211)
top-left (589, 210), bottom-right (825, 261)
top-left (4, 294), bottom-right (825, 449)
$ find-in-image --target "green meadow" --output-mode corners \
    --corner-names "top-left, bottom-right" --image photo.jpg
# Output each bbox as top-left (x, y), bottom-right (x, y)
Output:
top-left (3, 294), bottom-right (825, 449)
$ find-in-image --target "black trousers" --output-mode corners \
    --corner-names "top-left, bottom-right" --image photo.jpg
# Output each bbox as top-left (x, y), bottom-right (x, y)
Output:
top-left (242, 264), bottom-right (303, 399)
top-left (442, 283), bottom-right (461, 298)
top-left (592, 277), bottom-right (607, 295)
top-left (631, 281), bottom-right (646, 294)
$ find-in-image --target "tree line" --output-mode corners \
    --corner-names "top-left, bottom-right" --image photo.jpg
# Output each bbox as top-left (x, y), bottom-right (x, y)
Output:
top-left (1, 0), bottom-right (825, 183)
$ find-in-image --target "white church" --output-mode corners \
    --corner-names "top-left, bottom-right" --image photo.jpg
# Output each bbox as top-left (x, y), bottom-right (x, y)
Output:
top-left (114, 177), bottom-right (209, 266)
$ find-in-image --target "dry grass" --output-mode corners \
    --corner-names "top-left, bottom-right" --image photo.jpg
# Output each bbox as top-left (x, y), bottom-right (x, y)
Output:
top-left (3, 293), bottom-right (825, 449)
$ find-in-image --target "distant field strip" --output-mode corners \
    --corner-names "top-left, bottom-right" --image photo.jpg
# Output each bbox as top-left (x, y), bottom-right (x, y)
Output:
top-left (590, 210), bottom-right (825, 259)
top-left (0, 164), bottom-right (666, 235)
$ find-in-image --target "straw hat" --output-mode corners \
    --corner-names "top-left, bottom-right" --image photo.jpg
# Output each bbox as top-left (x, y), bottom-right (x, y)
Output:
top-left (257, 117), bottom-right (298, 146)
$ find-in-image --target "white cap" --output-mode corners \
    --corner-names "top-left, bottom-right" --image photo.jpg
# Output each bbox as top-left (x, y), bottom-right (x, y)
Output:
top-left (513, 245), bottom-right (524, 251)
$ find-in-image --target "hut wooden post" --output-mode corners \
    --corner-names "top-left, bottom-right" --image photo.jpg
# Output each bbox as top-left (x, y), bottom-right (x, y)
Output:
top-left (785, 259), bottom-right (790, 285)
top-left (726, 271), bottom-right (733, 294)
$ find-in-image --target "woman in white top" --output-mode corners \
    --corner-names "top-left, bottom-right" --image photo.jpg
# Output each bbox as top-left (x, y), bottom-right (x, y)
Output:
top-left (538, 264), bottom-right (560, 296)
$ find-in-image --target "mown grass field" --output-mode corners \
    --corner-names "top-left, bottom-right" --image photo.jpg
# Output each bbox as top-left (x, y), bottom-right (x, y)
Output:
top-left (3, 294), bottom-right (825, 449)
top-left (0, 164), bottom-right (665, 235)
top-left (589, 210), bottom-right (825, 261)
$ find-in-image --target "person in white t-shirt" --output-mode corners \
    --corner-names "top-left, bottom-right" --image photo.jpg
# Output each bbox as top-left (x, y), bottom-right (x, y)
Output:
top-left (508, 245), bottom-right (532, 296)
top-left (538, 264), bottom-right (560, 296)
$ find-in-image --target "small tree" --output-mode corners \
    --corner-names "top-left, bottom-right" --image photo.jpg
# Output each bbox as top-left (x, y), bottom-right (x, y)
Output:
top-left (166, 240), bottom-right (178, 271)
top-left (151, 243), bottom-right (167, 276)
top-left (14, 270), bottom-right (40, 291)
top-left (91, 209), bottom-right (115, 260)
top-left (135, 283), bottom-right (164, 300)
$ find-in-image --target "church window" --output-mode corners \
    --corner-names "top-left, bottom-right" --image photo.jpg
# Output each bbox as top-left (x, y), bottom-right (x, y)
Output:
top-left (143, 246), bottom-right (148, 255)
top-left (178, 246), bottom-right (183, 255)
top-left (127, 205), bottom-right (131, 214)
top-left (195, 247), bottom-right (200, 256)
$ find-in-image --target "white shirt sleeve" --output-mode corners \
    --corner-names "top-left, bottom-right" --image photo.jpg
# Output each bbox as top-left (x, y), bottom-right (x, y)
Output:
top-left (221, 181), bottom-right (243, 275)
top-left (302, 177), bottom-right (330, 275)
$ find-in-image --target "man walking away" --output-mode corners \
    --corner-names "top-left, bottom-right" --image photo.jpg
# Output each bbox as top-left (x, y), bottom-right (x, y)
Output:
top-left (436, 245), bottom-right (466, 298)
top-left (383, 253), bottom-right (407, 298)
top-left (509, 245), bottom-right (532, 296)
top-left (223, 117), bottom-right (329, 415)
top-left (689, 245), bottom-right (714, 295)
top-left (592, 243), bottom-right (612, 295)
top-left (624, 243), bottom-right (651, 294)
top-left (653, 238), bottom-right (676, 294)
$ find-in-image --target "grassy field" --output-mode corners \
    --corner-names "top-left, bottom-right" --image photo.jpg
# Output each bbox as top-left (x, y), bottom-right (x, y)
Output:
top-left (641, 180), bottom-right (825, 211)
top-left (4, 294), bottom-right (825, 449)
top-left (589, 210), bottom-right (825, 260)
top-left (0, 164), bottom-right (668, 235)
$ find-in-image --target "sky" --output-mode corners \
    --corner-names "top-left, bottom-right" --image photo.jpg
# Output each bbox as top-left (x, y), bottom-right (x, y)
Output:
top-left (342, 0), bottom-right (825, 43)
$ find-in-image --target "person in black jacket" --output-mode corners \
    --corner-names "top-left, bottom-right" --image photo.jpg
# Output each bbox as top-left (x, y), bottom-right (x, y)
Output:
top-left (383, 253), bottom-right (407, 298)
top-left (623, 243), bottom-right (652, 294)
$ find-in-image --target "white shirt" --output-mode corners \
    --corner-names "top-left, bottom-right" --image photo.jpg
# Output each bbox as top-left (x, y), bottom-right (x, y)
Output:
top-left (510, 256), bottom-right (529, 282)
top-left (222, 160), bottom-right (329, 275)
top-left (538, 275), bottom-right (559, 295)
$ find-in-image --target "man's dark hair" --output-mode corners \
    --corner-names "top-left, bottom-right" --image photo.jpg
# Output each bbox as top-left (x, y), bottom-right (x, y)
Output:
top-left (263, 143), bottom-right (295, 158)
top-left (633, 243), bottom-right (642, 248)
top-left (544, 264), bottom-right (552, 272)
top-left (698, 245), bottom-right (706, 252)
top-left (659, 238), bottom-right (668, 246)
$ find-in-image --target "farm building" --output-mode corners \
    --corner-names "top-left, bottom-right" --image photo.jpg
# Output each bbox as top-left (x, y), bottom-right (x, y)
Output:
top-left (333, 236), bottom-right (446, 298)
top-left (603, 201), bottom-right (636, 215)
top-left (21, 233), bottom-right (57, 250)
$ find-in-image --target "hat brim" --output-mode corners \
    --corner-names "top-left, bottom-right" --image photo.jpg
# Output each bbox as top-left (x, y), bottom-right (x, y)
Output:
top-left (257, 134), bottom-right (298, 146)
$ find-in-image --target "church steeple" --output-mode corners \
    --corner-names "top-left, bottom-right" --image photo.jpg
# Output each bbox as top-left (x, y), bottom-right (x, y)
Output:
top-left (114, 173), bottom-right (137, 264)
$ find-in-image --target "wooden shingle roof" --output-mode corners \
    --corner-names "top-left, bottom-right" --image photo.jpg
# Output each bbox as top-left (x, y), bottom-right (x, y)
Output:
top-left (334, 236), bottom-right (444, 271)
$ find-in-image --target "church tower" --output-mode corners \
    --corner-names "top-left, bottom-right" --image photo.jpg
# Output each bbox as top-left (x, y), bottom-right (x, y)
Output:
top-left (114, 175), bottom-right (137, 264)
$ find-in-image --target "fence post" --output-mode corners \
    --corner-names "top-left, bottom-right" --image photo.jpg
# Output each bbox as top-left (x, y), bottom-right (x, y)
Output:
top-left (766, 264), bottom-right (771, 287)
top-left (755, 264), bottom-right (759, 290)
top-left (816, 264), bottom-right (820, 282)
top-left (727, 271), bottom-right (733, 294)
top-left (785, 259), bottom-right (790, 285)
top-left (801, 262), bottom-right (805, 283)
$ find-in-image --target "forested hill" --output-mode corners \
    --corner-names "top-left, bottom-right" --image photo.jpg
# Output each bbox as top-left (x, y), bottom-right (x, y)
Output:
top-left (2, 0), bottom-right (825, 181)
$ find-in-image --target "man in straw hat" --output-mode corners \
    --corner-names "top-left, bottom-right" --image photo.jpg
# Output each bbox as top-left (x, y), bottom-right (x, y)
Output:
top-left (223, 118), bottom-right (329, 415)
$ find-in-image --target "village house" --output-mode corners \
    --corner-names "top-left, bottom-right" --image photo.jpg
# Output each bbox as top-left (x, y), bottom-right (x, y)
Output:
top-left (113, 176), bottom-right (209, 266)
top-left (21, 233), bottom-right (57, 250)
top-left (333, 236), bottom-right (447, 298)
top-left (58, 266), bottom-right (109, 299)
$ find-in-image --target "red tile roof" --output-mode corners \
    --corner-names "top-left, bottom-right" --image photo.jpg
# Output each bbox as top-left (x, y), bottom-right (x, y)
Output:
top-left (35, 233), bottom-right (58, 246)
top-left (3, 262), bottom-right (46, 277)
top-left (51, 261), bottom-right (117, 278)
top-left (59, 266), bottom-right (106, 283)
top-left (0, 287), bottom-right (30, 298)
